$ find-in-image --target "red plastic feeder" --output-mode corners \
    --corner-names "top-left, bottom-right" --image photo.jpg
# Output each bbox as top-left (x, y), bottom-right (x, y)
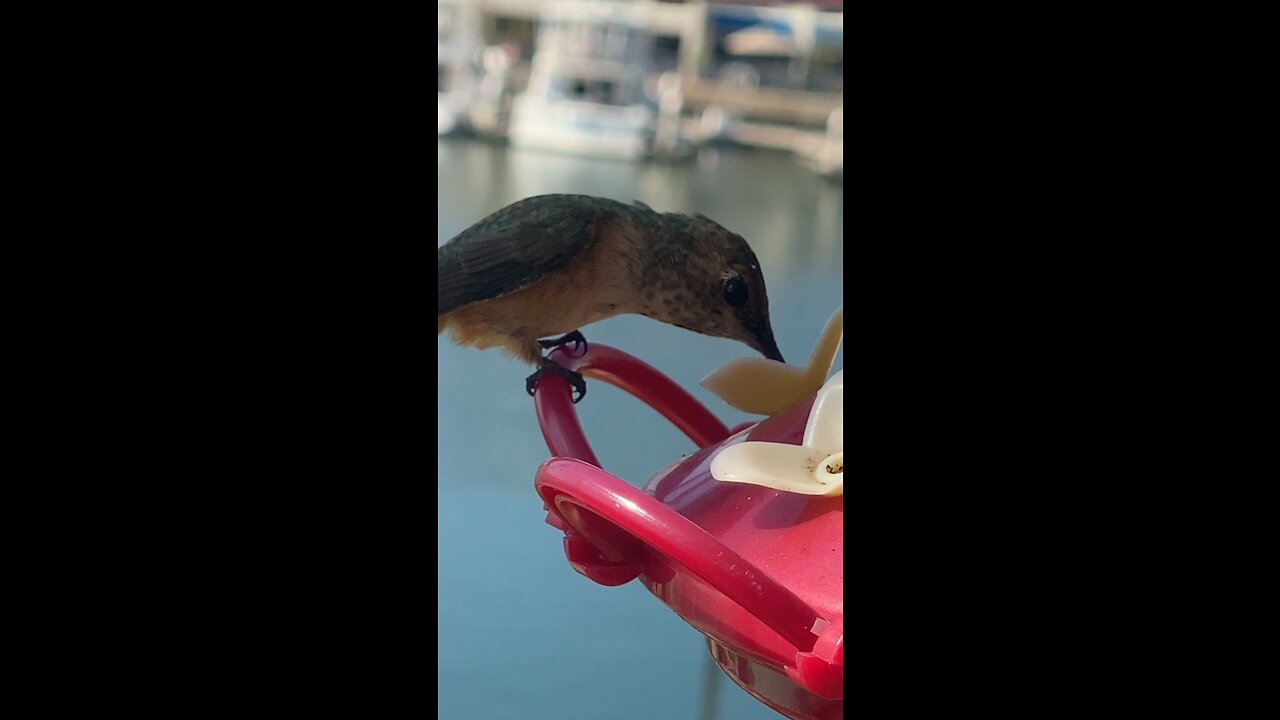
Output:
top-left (532, 344), bottom-right (843, 720)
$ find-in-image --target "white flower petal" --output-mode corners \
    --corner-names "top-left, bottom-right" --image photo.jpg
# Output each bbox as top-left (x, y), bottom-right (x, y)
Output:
top-left (711, 442), bottom-right (837, 495)
top-left (803, 371), bottom-right (843, 456)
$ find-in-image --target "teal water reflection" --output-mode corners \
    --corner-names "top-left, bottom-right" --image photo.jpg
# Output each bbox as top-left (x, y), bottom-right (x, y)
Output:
top-left (438, 138), bottom-right (843, 720)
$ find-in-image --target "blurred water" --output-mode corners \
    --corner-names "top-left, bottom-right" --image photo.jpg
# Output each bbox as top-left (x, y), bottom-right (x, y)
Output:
top-left (438, 137), bottom-right (843, 720)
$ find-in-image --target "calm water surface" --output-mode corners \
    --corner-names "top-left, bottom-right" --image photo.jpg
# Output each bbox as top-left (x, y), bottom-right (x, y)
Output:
top-left (438, 137), bottom-right (843, 720)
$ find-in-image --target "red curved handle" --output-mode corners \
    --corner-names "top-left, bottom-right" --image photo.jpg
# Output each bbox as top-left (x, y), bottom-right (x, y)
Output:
top-left (532, 344), bottom-right (732, 464)
top-left (535, 457), bottom-right (824, 655)
top-left (530, 344), bottom-right (842, 701)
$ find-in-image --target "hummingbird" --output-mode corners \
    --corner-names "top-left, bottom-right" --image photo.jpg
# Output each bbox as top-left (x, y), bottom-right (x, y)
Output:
top-left (437, 194), bottom-right (784, 403)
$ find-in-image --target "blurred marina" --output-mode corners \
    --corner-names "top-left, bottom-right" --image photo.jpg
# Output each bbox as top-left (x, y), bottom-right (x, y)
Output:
top-left (440, 0), bottom-right (842, 176)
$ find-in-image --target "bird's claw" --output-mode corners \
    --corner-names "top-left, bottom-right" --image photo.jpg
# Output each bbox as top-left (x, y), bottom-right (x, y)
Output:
top-left (525, 361), bottom-right (588, 404)
top-left (537, 330), bottom-right (589, 355)
top-left (568, 374), bottom-right (586, 404)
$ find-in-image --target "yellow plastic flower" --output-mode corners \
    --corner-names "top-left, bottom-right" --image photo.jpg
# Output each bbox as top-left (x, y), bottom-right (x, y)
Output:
top-left (700, 306), bottom-right (843, 416)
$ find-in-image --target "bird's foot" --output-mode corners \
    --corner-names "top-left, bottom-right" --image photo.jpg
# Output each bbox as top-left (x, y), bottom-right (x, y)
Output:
top-left (525, 358), bottom-right (587, 404)
top-left (537, 330), bottom-right (589, 355)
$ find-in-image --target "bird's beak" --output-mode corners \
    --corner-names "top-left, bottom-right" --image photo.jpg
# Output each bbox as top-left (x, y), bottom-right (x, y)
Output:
top-left (756, 330), bottom-right (785, 364)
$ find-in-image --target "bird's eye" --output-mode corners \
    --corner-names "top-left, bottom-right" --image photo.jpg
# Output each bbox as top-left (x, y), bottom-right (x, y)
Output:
top-left (722, 277), bottom-right (748, 308)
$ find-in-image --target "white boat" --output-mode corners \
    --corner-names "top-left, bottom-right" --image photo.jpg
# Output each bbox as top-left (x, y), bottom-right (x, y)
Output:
top-left (813, 107), bottom-right (843, 178)
top-left (508, 0), bottom-right (657, 160)
top-left (438, 0), bottom-right (480, 135)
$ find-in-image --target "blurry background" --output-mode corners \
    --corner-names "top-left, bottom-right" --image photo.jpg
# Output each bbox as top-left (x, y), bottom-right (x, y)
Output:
top-left (439, 2), bottom-right (842, 718)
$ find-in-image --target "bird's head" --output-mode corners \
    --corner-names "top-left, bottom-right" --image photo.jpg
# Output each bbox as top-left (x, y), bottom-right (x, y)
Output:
top-left (641, 213), bottom-right (785, 364)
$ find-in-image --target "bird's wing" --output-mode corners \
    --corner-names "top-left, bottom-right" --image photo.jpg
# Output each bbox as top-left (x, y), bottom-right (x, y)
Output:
top-left (438, 197), bottom-right (604, 316)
